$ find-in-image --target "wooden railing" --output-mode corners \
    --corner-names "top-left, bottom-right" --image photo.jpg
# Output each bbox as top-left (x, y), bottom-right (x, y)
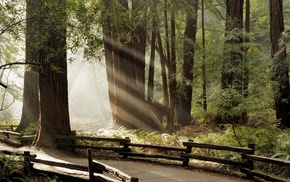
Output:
top-left (0, 149), bottom-right (138, 182)
top-left (0, 130), bottom-right (289, 181)
top-left (0, 124), bottom-right (16, 131)
top-left (240, 154), bottom-right (290, 182)
top-left (87, 149), bottom-right (139, 182)
top-left (0, 129), bottom-right (35, 147)
top-left (0, 130), bottom-right (23, 147)
top-left (56, 135), bottom-right (290, 182)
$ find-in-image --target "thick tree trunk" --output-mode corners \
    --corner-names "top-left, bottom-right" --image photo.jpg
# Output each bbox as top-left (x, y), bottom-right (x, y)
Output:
top-left (178, 1), bottom-right (198, 126)
top-left (17, 0), bottom-right (40, 132)
top-left (33, 0), bottom-right (71, 147)
top-left (220, 0), bottom-right (246, 124)
top-left (102, 0), bottom-right (117, 123)
top-left (269, 0), bottom-right (290, 129)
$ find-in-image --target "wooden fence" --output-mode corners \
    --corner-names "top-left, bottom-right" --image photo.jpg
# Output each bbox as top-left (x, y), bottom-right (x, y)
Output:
top-left (0, 126), bottom-right (289, 182)
top-left (0, 149), bottom-right (139, 182)
top-left (0, 130), bottom-right (23, 147)
top-left (0, 127), bottom-right (34, 147)
top-left (56, 135), bottom-right (290, 182)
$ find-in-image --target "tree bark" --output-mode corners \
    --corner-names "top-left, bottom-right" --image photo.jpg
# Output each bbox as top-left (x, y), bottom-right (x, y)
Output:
top-left (102, 0), bottom-right (117, 123)
top-left (147, 2), bottom-right (157, 103)
top-left (269, 0), bottom-right (290, 129)
top-left (167, 11), bottom-right (176, 132)
top-left (178, 0), bottom-right (198, 126)
top-left (17, 0), bottom-right (40, 132)
top-left (220, 0), bottom-right (246, 124)
top-left (33, 0), bottom-right (71, 147)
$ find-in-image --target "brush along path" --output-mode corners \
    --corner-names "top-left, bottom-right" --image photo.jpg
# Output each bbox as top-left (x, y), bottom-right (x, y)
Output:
top-left (0, 144), bottom-right (251, 182)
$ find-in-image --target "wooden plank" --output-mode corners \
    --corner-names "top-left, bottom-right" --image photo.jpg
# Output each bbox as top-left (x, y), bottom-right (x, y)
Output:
top-left (94, 173), bottom-right (121, 182)
top-left (182, 142), bottom-right (253, 154)
top-left (0, 150), bottom-right (24, 156)
top-left (56, 135), bottom-right (130, 143)
top-left (240, 168), bottom-right (288, 182)
top-left (1, 130), bottom-right (22, 136)
top-left (245, 154), bottom-right (290, 167)
top-left (0, 138), bottom-right (22, 147)
top-left (32, 168), bottom-right (88, 182)
top-left (31, 158), bottom-right (88, 172)
top-left (127, 143), bottom-right (187, 152)
top-left (180, 153), bottom-right (249, 167)
top-left (93, 160), bottom-right (139, 182)
top-left (58, 143), bottom-right (129, 151)
top-left (121, 152), bottom-right (185, 161)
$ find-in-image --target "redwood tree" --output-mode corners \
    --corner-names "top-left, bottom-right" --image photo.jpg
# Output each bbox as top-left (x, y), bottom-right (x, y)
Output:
top-left (17, 0), bottom-right (40, 132)
top-left (178, 0), bottom-right (198, 126)
top-left (33, 0), bottom-right (71, 147)
top-left (219, 0), bottom-right (246, 124)
top-left (102, 0), bottom-right (162, 130)
top-left (269, 0), bottom-right (290, 129)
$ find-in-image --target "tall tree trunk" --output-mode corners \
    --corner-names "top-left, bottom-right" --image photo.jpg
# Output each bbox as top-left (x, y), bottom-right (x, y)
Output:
top-left (147, 2), bottom-right (157, 103)
top-left (17, 0), bottom-right (40, 132)
top-left (269, 0), bottom-right (290, 129)
top-left (201, 0), bottom-right (207, 112)
top-left (156, 32), bottom-right (169, 109)
top-left (220, 0), bottom-right (245, 124)
top-left (102, 0), bottom-right (117, 123)
top-left (33, 0), bottom-right (71, 147)
top-left (178, 1), bottom-right (198, 126)
top-left (163, 0), bottom-right (170, 108)
top-left (167, 11), bottom-right (176, 132)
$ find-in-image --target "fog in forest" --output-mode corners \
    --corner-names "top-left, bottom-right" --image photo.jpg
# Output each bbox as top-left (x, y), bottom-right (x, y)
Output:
top-left (0, 50), bottom-right (112, 132)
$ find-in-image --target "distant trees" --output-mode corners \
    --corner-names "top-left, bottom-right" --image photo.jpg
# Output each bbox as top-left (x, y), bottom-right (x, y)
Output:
top-left (102, 0), bottom-right (158, 130)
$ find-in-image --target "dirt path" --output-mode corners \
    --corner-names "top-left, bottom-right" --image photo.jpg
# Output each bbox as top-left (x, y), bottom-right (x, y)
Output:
top-left (0, 145), bottom-right (252, 182)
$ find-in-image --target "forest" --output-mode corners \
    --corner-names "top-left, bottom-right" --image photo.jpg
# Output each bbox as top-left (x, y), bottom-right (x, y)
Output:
top-left (1, 0), bottom-right (290, 172)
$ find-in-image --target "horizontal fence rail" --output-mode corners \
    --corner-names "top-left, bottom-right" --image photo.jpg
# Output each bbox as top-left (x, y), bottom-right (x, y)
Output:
top-left (0, 124), bottom-right (17, 131)
top-left (0, 129), bottom-right (23, 147)
top-left (54, 135), bottom-right (290, 181)
top-left (240, 154), bottom-right (290, 182)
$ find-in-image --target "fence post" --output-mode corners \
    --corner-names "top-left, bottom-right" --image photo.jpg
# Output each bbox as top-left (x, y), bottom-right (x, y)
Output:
top-left (23, 151), bottom-right (32, 175)
top-left (87, 148), bottom-right (95, 182)
top-left (121, 137), bottom-right (130, 159)
top-left (131, 177), bottom-right (139, 182)
top-left (10, 124), bottom-right (14, 131)
top-left (247, 143), bottom-right (255, 170)
top-left (71, 130), bottom-right (76, 152)
top-left (182, 139), bottom-right (193, 166)
top-left (243, 143), bottom-right (255, 179)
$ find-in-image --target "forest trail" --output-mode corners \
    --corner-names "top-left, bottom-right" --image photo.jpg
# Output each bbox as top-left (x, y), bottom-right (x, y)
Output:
top-left (0, 144), bottom-right (251, 182)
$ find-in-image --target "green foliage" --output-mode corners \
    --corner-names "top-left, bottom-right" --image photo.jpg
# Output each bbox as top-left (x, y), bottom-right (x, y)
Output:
top-left (23, 122), bottom-right (37, 135)
top-left (0, 152), bottom-right (25, 182)
top-left (194, 124), bottom-right (290, 157)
